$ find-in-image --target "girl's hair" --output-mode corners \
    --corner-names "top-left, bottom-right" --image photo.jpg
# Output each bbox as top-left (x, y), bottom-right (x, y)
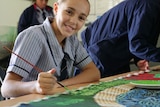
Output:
top-left (57, 0), bottom-right (90, 7)
top-left (32, 0), bottom-right (48, 3)
top-left (32, 0), bottom-right (36, 3)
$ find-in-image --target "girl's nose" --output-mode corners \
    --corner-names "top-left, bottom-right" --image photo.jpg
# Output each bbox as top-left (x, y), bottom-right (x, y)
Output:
top-left (70, 16), bottom-right (78, 25)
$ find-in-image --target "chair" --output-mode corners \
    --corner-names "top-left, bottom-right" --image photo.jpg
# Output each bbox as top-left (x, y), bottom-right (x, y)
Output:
top-left (0, 26), bottom-right (17, 100)
top-left (0, 66), bottom-right (6, 101)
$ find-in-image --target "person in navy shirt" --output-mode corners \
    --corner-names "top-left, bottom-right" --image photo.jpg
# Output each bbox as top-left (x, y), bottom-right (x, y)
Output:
top-left (81, 0), bottom-right (160, 78)
top-left (17, 0), bottom-right (53, 34)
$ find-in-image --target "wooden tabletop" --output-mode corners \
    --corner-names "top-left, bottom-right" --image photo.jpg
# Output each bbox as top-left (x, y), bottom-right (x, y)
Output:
top-left (0, 65), bottom-right (160, 107)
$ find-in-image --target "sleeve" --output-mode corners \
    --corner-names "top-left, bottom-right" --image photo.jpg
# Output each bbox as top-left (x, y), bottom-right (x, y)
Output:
top-left (73, 37), bottom-right (92, 69)
top-left (7, 30), bottom-right (43, 78)
top-left (128, 3), bottom-right (160, 62)
top-left (133, 55), bottom-right (143, 66)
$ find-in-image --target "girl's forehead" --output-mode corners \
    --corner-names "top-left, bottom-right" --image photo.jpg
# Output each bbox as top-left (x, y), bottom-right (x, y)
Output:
top-left (60, 0), bottom-right (90, 15)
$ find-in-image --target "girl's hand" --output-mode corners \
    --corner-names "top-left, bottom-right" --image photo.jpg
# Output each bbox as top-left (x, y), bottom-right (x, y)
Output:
top-left (35, 68), bottom-right (57, 95)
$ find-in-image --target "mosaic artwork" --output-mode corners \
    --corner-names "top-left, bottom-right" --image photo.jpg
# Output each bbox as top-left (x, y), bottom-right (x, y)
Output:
top-left (116, 88), bottom-right (160, 107)
top-left (17, 79), bottom-right (130, 107)
top-left (116, 70), bottom-right (160, 107)
top-left (125, 71), bottom-right (160, 80)
top-left (17, 70), bottom-right (160, 107)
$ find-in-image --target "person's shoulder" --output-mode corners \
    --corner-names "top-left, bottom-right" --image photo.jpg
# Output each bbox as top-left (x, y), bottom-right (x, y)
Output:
top-left (18, 25), bottom-right (45, 41)
top-left (28, 25), bottom-right (44, 33)
top-left (19, 25), bottom-right (42, 35)
top-left (23, 5), bottom-right (35, 13)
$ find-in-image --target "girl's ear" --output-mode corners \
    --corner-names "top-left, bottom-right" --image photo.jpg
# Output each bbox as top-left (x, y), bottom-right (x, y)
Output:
top-left (53, 2), bottom-right (58, 15)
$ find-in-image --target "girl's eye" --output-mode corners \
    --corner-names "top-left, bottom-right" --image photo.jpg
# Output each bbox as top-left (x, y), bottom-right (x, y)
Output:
top-left (79, 16), bottom-right (86, 21)
top-left (66, 10), bottom-right (73, 16)
top-left (65, 9), bottom-right (86, 22)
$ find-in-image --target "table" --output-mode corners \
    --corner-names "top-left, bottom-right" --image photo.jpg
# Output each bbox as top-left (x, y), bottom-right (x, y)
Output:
top-left (0, 65), bottom-right (160, 107)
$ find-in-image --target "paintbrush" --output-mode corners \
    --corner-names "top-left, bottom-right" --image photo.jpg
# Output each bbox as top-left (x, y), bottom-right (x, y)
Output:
top-left (3, 46), bottom-right (70, 91)
top-left (56, 81), bottom-right (70, 91)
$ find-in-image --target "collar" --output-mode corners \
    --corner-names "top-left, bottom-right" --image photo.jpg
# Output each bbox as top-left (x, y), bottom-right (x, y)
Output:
top-left (42, 17), bottom-right (75, 65)
top-left (63, 37), bottom-right (75, 61)
top-left (33, 3), bottom-right (51, 11)
top-left (33, 3), bottom-right (37, 10)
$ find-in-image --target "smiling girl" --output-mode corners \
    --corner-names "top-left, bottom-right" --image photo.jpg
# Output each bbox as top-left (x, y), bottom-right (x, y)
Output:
top-left (1, 0), bottom-right (100, 98)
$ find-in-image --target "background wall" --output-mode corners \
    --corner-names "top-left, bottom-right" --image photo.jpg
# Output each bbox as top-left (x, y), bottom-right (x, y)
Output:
top-left (0, 0), bottom-right (31, 26)
top-left (0, 0), bottom-right (123, 29)
top-left (0, 0), bottom-right (56, 27)
top-left (0, 0), bottom-right (124, 40)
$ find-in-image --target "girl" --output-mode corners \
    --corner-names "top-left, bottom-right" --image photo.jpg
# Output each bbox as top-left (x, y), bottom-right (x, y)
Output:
top-left (1, 0), bottom-right (100, 98)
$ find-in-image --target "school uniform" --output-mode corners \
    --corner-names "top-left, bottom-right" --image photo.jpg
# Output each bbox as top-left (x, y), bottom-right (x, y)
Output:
top-left (17, 3), bottom-right (53, 34)
top-left (7, 17), bottom-right (92, 81)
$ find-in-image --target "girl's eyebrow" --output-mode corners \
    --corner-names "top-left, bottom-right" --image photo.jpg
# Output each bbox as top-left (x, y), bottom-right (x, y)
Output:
top-left (81, 13), bottom-right (88, 18)
top-left (68, 7), bottom-right (88, 17)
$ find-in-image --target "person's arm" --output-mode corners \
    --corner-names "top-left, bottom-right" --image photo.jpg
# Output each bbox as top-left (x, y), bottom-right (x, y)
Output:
top-left (59, 61), bottom-right (100, 87)
top-left (1, 69), bottom-right (57, 98)
top-left (128, 1), bottom-right (160, 62)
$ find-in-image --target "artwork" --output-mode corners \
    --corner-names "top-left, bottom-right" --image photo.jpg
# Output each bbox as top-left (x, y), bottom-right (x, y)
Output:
top-left (96, 70), bottom-right (160, 106)
top-left (117, 88), bottom-right (160, 107)
top-left (16, 70), bottom-right (160, 107)
top-left (17, 79), bottom-right (131, 107)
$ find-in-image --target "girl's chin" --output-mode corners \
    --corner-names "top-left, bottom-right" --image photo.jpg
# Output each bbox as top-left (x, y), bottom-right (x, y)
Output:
top-left (63, 31), bottom-right (75, 37)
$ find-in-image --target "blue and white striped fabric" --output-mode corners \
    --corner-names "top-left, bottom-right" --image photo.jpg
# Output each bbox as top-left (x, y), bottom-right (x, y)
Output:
top-left (7, 17), bottom-right (92, 81)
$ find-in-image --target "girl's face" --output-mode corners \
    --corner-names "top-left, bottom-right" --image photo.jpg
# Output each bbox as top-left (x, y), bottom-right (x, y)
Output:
top-left (53, 0), bottom-right (90, 38)
top-left (36, 0), bottom-right (48, 9)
